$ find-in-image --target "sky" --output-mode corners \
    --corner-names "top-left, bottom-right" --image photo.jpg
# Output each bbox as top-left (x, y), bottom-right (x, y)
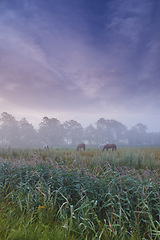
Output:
top-left (0, 0), bottom-right (160, 132)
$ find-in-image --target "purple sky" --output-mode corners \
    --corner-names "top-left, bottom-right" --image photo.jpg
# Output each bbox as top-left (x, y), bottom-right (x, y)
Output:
top-left (0, 0), bottom-right (160, 131)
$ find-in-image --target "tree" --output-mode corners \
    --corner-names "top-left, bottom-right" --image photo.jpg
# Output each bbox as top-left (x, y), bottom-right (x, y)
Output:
top-left (105, 120), bottom-right (128, 144)
top-left (18, 118), bottom-right (37, 148)
top-left (84, 124), bottom-right (97, 145)
top-left (96, 118), bottom-right (108, 144)
top-left (147, 132), bottom-right (160, 146)
top-left (63, 120), bottom-right (83, 146)
top-left (38, 117), bottom-right (64, 147)
top-left (128, 123), bottom-right (148, 145)
top-left (0, 112), bottom-right (20, 147)
top-left (95, 118), bottom-right (128, 144)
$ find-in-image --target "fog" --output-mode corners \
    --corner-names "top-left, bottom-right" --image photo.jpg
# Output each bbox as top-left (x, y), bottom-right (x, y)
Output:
top-left (0, 112), bottom-right (160, 148)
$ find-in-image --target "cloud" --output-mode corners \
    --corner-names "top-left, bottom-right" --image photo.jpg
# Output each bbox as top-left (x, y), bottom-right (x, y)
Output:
top-left (0, 0), bottom-right (160, 131)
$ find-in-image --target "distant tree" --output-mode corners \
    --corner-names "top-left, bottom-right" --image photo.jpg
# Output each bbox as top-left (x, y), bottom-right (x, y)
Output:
top-left (147, 132), bottom-right (160, 146)
top-left (63, 120), bottom-right (83, 146)
top-left (1, 112), bottom-right (158, 148)
top-left (105, 119), bottom-right (128, 144)
top-left (18, 118), bottom-right (38, 148)
top-left (38, 117), bottom-right (64, 147)
top-left (95, 118), bottom-right (108, 144)
top-left (95, 118), bottom-right (128, 144)
top-left (0, 112), bottom-right (20, 147)
top-left (133, 123), bottom-right (147, 133)
top-left (84, 124), bottom-right (97, 145)
top-left (128, 123), bottom-right (148, 145)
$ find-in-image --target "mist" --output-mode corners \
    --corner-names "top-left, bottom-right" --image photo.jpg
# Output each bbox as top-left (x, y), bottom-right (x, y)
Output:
top-left (0, 112), bottom-right (160, 148)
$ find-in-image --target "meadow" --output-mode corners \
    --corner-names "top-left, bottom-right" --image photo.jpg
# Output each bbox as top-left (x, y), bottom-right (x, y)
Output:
top-left (0, 147), bottom-right (160, 240)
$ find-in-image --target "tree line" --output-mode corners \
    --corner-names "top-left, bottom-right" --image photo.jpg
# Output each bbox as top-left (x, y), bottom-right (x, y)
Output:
top-left (0, 112), bottom-right (160, 148)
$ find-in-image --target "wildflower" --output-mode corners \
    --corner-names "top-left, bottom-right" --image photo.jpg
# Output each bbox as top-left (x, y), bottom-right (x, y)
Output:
top-left (36, 206), bottom-right (45, 212)
top-left (39, 206), bottom-right (45, 209)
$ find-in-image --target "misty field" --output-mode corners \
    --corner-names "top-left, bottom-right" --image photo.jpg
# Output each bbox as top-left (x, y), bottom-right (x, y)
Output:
top-left (0, 147), bottom-right (160, 240)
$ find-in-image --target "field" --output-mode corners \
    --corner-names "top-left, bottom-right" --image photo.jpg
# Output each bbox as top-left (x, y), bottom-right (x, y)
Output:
top-left (0, 147), bottom-right (160, 240)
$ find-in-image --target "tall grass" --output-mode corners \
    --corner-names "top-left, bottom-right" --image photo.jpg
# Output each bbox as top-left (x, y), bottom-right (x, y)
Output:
top-left (0, 147), bottom-right (160, 239)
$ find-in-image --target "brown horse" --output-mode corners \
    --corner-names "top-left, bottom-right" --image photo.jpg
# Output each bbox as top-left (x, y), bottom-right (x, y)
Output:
top-left (102, 144), bottom-right (116, 152)
top-left (76, 143), bottom-right (85, 151)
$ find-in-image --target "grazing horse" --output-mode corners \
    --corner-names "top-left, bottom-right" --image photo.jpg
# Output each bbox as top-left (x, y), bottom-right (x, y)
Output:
top-left (102, 144), bottom-right (116, 152)
top-left (76, 143), bottom-right (85, 151)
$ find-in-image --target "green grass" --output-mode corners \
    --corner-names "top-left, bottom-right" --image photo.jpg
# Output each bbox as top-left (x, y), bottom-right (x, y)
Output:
top-left (0, 202), bottom-right (79, 240)
top-left (0, 147), bottom-right (160, 239)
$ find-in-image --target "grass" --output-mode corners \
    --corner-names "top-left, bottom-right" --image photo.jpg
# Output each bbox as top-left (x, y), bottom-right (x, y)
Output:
top-left (0, 202), bottom-right (78, 240)
top-left (0, 147), bottom-right (160, 239)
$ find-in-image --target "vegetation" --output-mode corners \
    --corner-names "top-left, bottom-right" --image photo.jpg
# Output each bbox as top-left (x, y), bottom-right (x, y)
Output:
top-left (0, 147), bottom-right (160, 239)
top-left (0, 112), bottom-right (160, 148)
